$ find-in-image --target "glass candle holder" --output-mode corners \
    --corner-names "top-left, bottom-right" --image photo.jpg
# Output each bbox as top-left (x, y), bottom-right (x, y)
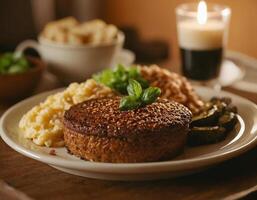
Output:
top-left (176, 1), bottom-right (231, 81)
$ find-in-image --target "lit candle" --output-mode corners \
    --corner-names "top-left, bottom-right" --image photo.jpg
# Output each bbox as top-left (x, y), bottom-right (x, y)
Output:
top-left (176, 1), bottom-right (231, 80)
top-left (178, 1), bottom-right (224, 50)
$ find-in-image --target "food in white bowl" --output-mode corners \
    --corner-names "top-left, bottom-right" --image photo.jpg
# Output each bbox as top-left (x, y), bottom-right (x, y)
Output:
top-left (41, 17), bottom-right (119, 45)
top-left (16, 17), bottom-right (124, 83)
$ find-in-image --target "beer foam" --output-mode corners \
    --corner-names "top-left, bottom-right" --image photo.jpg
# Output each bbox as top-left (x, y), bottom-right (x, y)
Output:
top-left (177, 20), bottom-right (225, 50)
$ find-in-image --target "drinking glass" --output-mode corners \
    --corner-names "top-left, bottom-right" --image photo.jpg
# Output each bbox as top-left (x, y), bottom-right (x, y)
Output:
top-left (176, 2), bottom-right (231, 89)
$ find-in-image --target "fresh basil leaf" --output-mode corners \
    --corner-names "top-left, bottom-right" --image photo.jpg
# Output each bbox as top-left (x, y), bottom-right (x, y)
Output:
top-left (119, 96), bottom-right (142, 111)
top-left (93, 69), bottom-right (114, 87)
top-left (127, 79), bottom-right (142, 98)
top-left (116, 64), bottom-right (126, 72)
top-left (141, 87), bottom-right (161, 104)
top-left (128, 66), bottom-right (140, 78)
top-left (136, 77), bottom-right (149, 89)
top-left (115, 64), bottom-right (127, 80)
top-left (114, 71), bottom-right (127, 83)
top-left (93, 64), bottom-right (150, 98)
top-left (113, 81), bottom-right (128, 94)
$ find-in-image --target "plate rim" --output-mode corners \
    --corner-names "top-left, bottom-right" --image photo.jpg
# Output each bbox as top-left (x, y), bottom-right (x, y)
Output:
top-left (0, 87), bottom-right (257, 174)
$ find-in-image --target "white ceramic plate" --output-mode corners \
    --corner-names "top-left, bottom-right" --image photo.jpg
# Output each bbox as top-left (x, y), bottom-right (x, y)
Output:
top-left (0, 86), bottom-right (257, 181)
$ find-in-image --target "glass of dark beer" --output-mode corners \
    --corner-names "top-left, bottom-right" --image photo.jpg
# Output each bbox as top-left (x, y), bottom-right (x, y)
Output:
top-left (176, 2), bottom-right (231, 82)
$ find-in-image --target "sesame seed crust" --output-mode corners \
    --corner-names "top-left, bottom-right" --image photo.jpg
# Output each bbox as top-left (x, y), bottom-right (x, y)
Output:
top-left (63, 97), bottom-right (192, 138)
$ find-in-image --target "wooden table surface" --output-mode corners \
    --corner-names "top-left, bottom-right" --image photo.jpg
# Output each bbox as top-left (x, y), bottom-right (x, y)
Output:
top-left (0, 85), bottom-right (256, 200)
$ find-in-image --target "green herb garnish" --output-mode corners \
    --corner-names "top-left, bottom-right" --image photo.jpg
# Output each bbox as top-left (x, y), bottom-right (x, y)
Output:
top-left (93, 64), bottom-right (161, 111)
top-left (119, 96), bottom-right (142, 111)
top-left (93, 64), bottom-right (149, 94)
top-left (0, 52), bottom-right (31, 75)
top-left (141, 87), bottom-right (161, 105)
top-left (127, 79), bottom-right (142, 98)
top-left (119, 79), bottom-right (161, 111)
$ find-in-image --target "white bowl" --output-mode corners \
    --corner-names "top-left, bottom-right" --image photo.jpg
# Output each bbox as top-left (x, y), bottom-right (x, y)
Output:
top-left (16, 32), bottom-right (125, 84)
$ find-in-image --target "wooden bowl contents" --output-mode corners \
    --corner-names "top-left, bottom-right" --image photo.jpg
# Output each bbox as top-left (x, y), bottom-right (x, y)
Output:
top-left (0, 56), bottom-right (45, 101)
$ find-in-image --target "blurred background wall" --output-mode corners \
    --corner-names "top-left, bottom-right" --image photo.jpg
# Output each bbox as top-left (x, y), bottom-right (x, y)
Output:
top-left (0, 0), bottom-right (257, 60)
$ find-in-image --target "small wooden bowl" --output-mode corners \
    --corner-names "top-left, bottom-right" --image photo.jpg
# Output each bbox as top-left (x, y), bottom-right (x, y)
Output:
top-left (0, 56), bottom-right (45, 102)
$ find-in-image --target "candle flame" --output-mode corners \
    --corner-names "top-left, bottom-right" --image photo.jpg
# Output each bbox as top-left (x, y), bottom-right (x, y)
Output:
top-left (197, 1), bottom-right (207, 24)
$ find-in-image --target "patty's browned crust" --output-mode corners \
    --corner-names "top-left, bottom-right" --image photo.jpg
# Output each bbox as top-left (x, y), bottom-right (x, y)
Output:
top-left (63, 97), bottom-right (192, 163)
